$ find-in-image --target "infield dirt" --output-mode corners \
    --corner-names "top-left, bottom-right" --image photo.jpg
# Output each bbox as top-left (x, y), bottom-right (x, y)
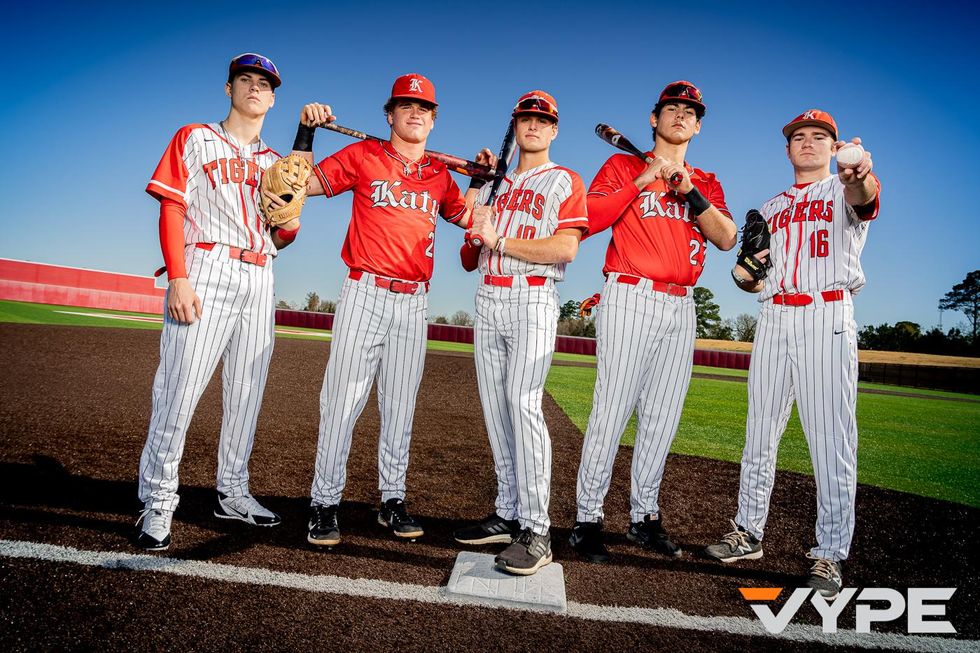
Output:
top-left (0, 324), bottom-right (976, 651)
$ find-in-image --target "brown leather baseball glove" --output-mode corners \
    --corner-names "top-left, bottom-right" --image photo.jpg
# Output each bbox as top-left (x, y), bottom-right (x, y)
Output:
top-left (260, 154), bottom-right (312, 227)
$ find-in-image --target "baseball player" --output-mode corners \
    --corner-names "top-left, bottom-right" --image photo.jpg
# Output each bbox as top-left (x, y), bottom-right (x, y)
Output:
top-left (453, 91), bottom-right (588, 575)
top-left (136, 53), bottom-right (299, 551)
top-left (569, 81), bottom-right (736, 563)
top-left (704, 110), bottom-right (879, 599)
top-left (288, 74), bottom-right (491, 547)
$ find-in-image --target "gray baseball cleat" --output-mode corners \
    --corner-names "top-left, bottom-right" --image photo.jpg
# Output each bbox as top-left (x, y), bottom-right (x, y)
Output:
top-left (496, 528), bottom-right (552, 575)
top-left (704, 519), bottom-right (763, 562)
top-left (805, 553), bottom-right (843, 599)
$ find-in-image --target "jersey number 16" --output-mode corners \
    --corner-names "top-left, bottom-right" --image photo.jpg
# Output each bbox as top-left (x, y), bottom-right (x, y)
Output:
top-left (809, 230), bottom-right (829, 258)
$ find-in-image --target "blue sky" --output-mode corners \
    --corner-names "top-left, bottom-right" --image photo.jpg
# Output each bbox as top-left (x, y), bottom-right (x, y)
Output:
top-left (4, 0), bottom-right (977, 331)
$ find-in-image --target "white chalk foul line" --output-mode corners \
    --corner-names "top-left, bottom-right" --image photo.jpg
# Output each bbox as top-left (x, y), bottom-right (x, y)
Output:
top-left (0, 539), bottom-right (972, 652)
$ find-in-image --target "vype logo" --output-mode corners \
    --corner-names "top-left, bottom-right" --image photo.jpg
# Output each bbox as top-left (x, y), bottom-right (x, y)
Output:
top-left (740, 587), bottom-right (957, 634)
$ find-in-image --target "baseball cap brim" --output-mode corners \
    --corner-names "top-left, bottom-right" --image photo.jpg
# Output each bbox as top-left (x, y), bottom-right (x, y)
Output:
top-left (388, 94), bottom-right (438, 108)
top-left (782, 120), bottom-right (837, 140)
top-left (232, 64), bottom-right (281, 88)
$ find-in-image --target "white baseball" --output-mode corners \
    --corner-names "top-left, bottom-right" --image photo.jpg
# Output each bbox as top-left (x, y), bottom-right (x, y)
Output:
top-left (836, 143), bottom-right (864, 168)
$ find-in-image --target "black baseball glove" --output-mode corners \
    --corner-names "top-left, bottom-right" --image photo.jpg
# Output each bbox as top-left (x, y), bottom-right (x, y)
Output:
top-left (736, 209), bottom-right (772, 281)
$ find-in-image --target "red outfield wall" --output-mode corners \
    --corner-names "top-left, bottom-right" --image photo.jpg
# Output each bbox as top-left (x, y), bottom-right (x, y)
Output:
top-left (274, 309), bottom-right (752, 370)
top-left (0, 261), bottom-right (750, 371)
top-left (0, 259), bottom-right (165, 314)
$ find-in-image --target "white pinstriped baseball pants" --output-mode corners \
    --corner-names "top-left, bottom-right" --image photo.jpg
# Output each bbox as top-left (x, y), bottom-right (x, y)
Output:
top-left (575, 275), bottom-right (696, 523)
top-left (474, 281), bottom-right (559, 536)
top-left (139, 244), bottom-right (276, 511)
top-left (310, 274), bottom-right (428, 507)
top-left (735, 299), bottom-right (859, 561)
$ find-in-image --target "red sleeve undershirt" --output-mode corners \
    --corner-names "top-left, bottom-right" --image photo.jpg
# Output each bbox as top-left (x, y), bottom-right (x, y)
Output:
top-left (585, 185), bottom-right (640, 238)
top-left (159, 198), bottom-right (187, 280)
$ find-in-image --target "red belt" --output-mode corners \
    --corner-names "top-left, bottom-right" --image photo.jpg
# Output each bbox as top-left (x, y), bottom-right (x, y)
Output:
top-left (196, 242), bottom-right (268, 267)
top-left (483, 275), bottom-right (548, 288)
top-left (348, 270), bottom-right (428, 294)
top-left (614, 274), bottom-right (690, 297)
top-left (772, 290), bottom-right (845, 306)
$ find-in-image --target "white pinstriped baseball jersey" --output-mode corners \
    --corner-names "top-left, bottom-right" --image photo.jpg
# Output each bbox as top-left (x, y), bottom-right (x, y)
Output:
top-left (148, 123), bottom-right (281, 256)
top-left (140, 121), bottom-right (280, 515)
top-left (758, 174), bottom-right (880, 300)
top-left (734, 171), bottom-right (882, 562)
top-left (476, 163), bottom-right (587, 279)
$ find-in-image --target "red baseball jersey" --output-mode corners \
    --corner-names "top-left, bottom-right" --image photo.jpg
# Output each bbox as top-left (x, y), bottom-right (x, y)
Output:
top-left (146, 123), bottom-right (281, 255)
top-left (588, 153), bottom-right (731, 286)
top-left (313, 140), bottom-right (467, 282)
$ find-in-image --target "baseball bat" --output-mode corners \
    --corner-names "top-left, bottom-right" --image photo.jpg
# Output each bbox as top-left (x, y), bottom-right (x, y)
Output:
top-left (595, 123), bottom-right (683, 186)
top-left (471, 121), bottom-right (517, 248)
top-left (319, 122), bottom-right (494, 180)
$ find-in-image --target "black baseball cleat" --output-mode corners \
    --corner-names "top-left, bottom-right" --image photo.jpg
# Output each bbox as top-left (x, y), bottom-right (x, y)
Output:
top-left (308, 504), bottom-right (341, 546)
top-left (496, 528), bottom-right (553, 576)
top-left (378, 498), bottom-right (424, 539)
top-left (214, 492), bottom-right (281, 526)
top-left (627, 514), bottom-right (682, 557)
top-left (569, 520), bottom-right (611, 563)
top-left (805, 554), bottom-right (843, 599)
top-left (454, 513), bottom-right (520, 545)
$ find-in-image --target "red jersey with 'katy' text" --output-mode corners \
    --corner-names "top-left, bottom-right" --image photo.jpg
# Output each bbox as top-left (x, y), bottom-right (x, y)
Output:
top-left (146, 123), bottom-right (281, 256)
top-left (587, 153), bottom-right (731, 286)
top-left (313, 140), bottom-right (468, 282)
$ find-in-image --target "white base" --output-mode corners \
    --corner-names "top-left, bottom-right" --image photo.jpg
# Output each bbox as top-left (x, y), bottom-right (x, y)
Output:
top-left (443, 551), bottom-right (566, 614)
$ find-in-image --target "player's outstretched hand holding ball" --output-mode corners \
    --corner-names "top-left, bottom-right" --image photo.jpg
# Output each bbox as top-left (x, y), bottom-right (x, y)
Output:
top-left (836, 137), bottom-right (873, 185)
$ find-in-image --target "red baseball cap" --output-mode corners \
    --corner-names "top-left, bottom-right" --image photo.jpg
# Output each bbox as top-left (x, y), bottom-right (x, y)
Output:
top-left (228, 52), bottom-right (281, 88)
top-left (388, 73), bottom-right (438, 107)
top-left (512, 90), bottom-right (559, 123)
top-left (782, 109), bottom-right (838, 140)
top-left (655, 80), bottom-right (705, 116)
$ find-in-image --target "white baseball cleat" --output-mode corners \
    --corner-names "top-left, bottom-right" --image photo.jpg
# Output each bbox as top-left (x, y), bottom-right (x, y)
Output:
top-left (214, 492), bottom-right (282, 526)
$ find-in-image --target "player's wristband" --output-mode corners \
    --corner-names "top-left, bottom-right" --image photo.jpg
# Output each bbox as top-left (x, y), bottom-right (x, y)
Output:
top-left (495, 237), bottom-right (506, 254)
top-left (468, 177), bottom-right (488, 190)
top-left (684, 187), bottom-right (711, 216)
top-left (292, 124), bottom-right (316, 152)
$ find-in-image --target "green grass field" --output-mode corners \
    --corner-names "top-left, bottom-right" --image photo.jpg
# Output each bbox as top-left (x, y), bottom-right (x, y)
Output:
top-left (545, 365), bottom-right (980, 508)
top-left (4, 299), bottom-right (978, 507)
